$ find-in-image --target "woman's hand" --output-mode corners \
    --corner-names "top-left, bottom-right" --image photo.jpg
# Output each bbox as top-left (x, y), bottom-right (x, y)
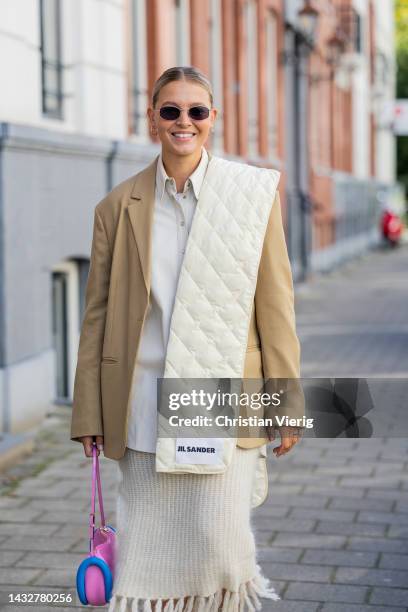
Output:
top-left (266, 425), bottom-right (302, 457)
top-left (79, 436), bottom-right (104, 458)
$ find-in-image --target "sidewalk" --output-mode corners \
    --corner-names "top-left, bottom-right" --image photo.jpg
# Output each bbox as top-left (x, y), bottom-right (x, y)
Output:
top-left (0, 243), bottom-right (407, 611)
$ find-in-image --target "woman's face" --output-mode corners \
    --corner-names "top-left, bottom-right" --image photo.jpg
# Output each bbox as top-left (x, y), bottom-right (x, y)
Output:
top-left (147, 80), bottom-right (217, 158)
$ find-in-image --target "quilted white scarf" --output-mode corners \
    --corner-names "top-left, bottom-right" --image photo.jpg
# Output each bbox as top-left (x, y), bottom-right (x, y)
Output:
top-left (155, 154), bottom-right (280, 478)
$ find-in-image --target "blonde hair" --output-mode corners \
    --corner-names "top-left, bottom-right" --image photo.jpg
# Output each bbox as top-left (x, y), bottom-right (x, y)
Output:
top-left (152, 66), bottom-right (213, 108)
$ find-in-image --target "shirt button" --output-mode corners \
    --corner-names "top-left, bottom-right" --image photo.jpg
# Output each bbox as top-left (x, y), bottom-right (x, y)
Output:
top-left (180, 220), bottom-right (185, 226)
top-left (183, 195), bottom-right (187, 199)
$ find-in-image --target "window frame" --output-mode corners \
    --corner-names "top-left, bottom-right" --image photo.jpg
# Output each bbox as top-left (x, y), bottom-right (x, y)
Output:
top-left (39, 0), bottom-right (64, 120)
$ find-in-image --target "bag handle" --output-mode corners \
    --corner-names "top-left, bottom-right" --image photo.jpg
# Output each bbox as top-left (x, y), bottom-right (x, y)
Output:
top-left (89, 441), bottom-right (106, 555)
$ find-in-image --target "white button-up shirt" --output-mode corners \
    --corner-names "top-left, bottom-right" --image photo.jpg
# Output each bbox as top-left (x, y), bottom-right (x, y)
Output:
top-left (126, 146), bottom-right (210, 453)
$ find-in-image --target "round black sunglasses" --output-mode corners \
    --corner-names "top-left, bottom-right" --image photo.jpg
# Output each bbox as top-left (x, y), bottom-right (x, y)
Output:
top-left (158, 105), bottom-right (210, 121)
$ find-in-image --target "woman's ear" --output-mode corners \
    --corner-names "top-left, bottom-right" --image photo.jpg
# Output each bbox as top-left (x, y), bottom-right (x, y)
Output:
top-left (147, 108), bottom-right (157, 135)
top-left (210, 107), bottom-right (218, 130)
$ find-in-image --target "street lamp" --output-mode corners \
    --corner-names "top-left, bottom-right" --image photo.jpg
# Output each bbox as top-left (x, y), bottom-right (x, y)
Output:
top-left (297, 1), bottom-right (319, 46)
top-left (326, 29), bottom-right (344, 67)
top-left (279, 1), bottom-right (320, 66)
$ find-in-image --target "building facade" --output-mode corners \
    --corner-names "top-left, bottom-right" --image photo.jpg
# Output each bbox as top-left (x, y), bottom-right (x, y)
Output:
top-left (0, 0), bottom-right (397, 449)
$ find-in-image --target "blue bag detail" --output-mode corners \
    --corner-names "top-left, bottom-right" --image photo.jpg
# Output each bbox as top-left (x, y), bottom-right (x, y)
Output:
top-left (76, 555), bottom-right (113, 605)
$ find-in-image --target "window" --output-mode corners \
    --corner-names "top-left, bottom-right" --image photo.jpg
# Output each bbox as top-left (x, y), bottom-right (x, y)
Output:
top-left (244, 0), bottom-right (258, 158)
top-left (175, 0), bottom-right (190, 64)
top-left (265, 10), bottom-right (278, 157)
top-left (209, 0), bottom-right (224, 152)
top-left (130, 0), bottom-right (148, 136)
top-left (40, 0), bottom-right (63, 119)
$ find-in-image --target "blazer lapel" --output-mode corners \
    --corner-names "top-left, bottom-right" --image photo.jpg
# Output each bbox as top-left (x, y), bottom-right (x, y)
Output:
top-left (127, 156), bottom-right (158, 294)
top-left (126, 148), bottom-right (213, 295)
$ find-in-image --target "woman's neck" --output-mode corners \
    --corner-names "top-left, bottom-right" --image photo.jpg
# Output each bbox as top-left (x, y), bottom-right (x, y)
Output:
top-left (161, 148), bottom-right (203, 193)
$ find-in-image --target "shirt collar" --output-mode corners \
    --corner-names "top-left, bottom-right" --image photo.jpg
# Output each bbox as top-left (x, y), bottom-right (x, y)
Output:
top-left (156, 146), bottom-right (209, 201)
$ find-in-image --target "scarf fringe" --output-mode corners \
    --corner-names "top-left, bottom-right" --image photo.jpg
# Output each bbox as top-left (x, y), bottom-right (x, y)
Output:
top-left (107, 565), bottom-right (280, 612)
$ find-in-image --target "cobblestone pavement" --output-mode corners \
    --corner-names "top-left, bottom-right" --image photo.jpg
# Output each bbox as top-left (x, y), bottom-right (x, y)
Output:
top-left (0, 243), bottom-right (407, 612)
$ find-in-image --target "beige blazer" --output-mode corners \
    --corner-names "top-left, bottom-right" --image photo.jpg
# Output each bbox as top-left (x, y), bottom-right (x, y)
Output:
top-left (70, 150), bottom-right (302, 461)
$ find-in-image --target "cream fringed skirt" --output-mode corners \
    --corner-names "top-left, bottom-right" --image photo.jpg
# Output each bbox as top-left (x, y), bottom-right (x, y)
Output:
top-left (107, 445), bottom-right (280, 612)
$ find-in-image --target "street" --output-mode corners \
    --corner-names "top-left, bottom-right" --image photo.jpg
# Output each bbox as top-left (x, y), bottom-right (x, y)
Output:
top-left (0, 243), bottom-right (407, 612)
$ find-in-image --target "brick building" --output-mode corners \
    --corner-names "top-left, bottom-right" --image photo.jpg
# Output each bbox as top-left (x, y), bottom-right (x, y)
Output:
top-left (0, 0), bottom-right (397, 454)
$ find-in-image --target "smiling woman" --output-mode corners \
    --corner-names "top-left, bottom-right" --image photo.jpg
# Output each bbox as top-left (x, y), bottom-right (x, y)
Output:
top-left (71, 64), bottom-right (302, 612)
top-left (146, 68), bottom-right (217, 193)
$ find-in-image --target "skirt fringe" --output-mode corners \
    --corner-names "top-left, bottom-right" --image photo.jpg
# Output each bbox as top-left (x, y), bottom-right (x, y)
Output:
top-left (107, 564), bottom-right (280, 612)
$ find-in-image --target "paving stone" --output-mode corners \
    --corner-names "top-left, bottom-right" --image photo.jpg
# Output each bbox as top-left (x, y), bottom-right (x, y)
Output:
top-left (379, 553), bottom-right (408, 570)
top-left (387, 524), bottom-right (408, 538)
top-left (320, 605), bottom-right (403, 612)
top-left (0, 508), bottom-right (45, 523)
top-left (261, 484), bottom-right (303, 496)
top-left (272, 533), bottom-right (347, 549)
top-left (253, 517), bottom-right (316, 533)
top-left (0, 568), bottom-right (44, 585)
top-left (14, 552), bottom-right (85, 569)
top-left (0, 497), bottom-right (26, 509)
top-left (328, 497), bottom-right (394, 512)
top-left (347, 537), bottom-right (408, 554)
top-left (262, 602), bottom-right (319, 612)
top-left (395, 500), bottom-right (408, 513)
top-left (0, 523), bottom-right (60, 537)
top-left (288, 508), bottom-right (356, 522)
top-left (339, 477), bottom-right (403, 489)
top-left (261, 561), bottom-right (332, 583)
top-left (334, 566), bottom-right (408, 588)
top-left (50, 524), bottom-right (91, 539)
top-left (26, 498), bottom-right (88, 512)
top-left (33, 510), bottom-right (95, 525)
top-left (277, 473), bottom-right (337, 484)
top-left (0, 550), bottom-right (26, 567)
top-left (31, 568), bottom-right (77, 588)
top-left (316, 521), bottom-right (387, 538)
top-left (256, 547), bottom-right (302, 564)
top-left (12, 484), bottom-right (78, 499)
top-left (269, 494), bottom-right (330, 509)
top-left (284, 582), bottom-right (368, 603)
top-left (304, 486), bottom-right (365, 499)
top-left (301, 549), bottom-right (378, 568)
top-left (373, 462), bottom-right (408, 474)
top-left (369, 586), bottom-right (408, 607)
top-left (366, 489), bottom-right (408, 502)
top-left (1, 536), bottom-right (79, 552)
top-left (251, 504), bottom-right (289, 518)
top-left (317, 465), bottom-right (374, 476)
top-left (356, 510), bottom-right (408, 526)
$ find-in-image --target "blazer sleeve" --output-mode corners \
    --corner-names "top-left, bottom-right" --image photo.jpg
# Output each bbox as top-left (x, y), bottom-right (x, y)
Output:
top-left (254, 189), bottom-right (305, 424)
top-left (70, 207), bottom-right (112, 444)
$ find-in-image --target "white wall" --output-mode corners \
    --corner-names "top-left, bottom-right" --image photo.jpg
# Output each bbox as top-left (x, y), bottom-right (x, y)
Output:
top-left (0, 0), bottom-right (128, 139)
top-left (351, 0), bottom-right (371, 179)
top-left (0, 0), bottom-right (41, 126)
top-left (373, 0), bottom-right (396, 183)
top-left (350, 0), bottom-right (396, 183)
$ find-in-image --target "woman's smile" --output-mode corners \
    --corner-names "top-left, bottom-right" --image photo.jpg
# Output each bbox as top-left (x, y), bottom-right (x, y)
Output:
top-left (170, 131), bottom-right (197, 142)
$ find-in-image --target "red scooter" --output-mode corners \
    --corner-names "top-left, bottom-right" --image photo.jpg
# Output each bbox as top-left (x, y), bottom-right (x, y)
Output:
top-left (380, 209), bottom-right (404, 247)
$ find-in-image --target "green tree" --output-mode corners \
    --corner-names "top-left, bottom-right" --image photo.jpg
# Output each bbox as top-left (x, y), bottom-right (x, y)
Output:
top-left (396, 0), bottom-right (408, 198)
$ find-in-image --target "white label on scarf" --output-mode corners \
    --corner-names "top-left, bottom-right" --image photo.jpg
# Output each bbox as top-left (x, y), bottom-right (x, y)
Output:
top-left (175, 438), bottom-right (224, 465)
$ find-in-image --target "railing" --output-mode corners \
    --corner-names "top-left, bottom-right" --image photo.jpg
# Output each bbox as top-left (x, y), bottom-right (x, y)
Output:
top-left (311, 175), bottom-right (402, 273)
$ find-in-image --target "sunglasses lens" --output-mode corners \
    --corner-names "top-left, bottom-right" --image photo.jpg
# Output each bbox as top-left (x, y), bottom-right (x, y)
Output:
top-left (159, 106), bottom-right (180, 120)
top-left (189, 106), bottom-right (210, 120)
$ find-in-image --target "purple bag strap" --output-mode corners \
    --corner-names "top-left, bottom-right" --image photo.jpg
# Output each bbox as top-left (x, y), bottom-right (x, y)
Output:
top-left (89, 442), bottom-right (106, 555)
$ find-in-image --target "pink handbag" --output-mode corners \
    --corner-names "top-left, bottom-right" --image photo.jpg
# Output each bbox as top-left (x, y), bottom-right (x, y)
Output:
top-left (76, 442), bottom-right (117, 606)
